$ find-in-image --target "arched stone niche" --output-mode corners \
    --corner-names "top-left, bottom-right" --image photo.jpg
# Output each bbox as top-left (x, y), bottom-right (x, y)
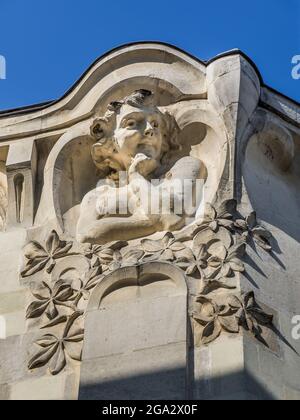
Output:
top-left (33, 44), bottom-right (232, 237)
top-left (36, 99), bottom-right (228, 236)
top-left (242, 111), bottom-right (300, 241)
top-left (79, 262), bottom-right (189, 400)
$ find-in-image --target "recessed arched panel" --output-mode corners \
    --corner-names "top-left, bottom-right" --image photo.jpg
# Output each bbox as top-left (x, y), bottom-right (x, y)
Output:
top-left (79, 263), bottom-right (188, 400)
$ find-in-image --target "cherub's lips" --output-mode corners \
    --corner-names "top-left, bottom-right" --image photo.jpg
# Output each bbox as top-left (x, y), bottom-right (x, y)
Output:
top-left (138, 136), bottom-right (160, 146)
top-left (139, 138), bottom-right (153, 145)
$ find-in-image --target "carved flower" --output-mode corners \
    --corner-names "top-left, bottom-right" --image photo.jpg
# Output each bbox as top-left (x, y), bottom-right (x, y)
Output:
top-left (99, 247), bottom-right (144, 272)
top-left (196, 201), bottom-right (235, 233)
top-left (193, 296), bottom-right (239, 344)
top-left (26, 281), bottom-right (74, 321)
top-left (28, 312), bottom-right (83, 375)
top-left (60, 265), bottom-right (103, 307)
top-left (176, 244), bottom-right (209, 278)
top-left (141, 232), bottom-right (186, 262)
top-left (21, 231), bottom-right (73, 277)
top-left (83, 241), bottom-right (128, 266)
top-left (207, 242), bottom-right (246, 278)
top-left (228, 292), bottom-right (273, 338)
top-left (234, 212), bottom-right (272, 251)
top-left (199, 277), bottom-right (237, 295)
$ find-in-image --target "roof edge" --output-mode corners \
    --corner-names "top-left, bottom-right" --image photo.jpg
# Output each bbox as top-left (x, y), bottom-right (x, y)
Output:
top-left (0, 41), bottom-right (299, 118)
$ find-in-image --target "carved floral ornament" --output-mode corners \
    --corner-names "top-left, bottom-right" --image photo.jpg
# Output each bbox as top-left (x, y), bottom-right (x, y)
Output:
top-left (22, 200), bottom-right (274, 376)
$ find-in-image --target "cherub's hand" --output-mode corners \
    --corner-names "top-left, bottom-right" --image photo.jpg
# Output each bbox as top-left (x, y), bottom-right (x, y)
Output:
top-left (129, 153), bottom-right (158, 178)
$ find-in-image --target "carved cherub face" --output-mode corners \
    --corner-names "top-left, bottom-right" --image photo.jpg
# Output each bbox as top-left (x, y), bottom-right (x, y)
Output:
top-left (91, 90), bottom-right (180, 176)
top-left (113, 103), bottom-right (165, 169)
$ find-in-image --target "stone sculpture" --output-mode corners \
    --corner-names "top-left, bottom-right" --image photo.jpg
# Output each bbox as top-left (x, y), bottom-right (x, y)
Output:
top-left (76, 89), bottom-right (203, 244)
top-left (0, 43), bottom-right (299, 400)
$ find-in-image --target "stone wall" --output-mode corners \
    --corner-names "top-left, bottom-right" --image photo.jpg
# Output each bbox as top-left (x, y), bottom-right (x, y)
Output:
top-left (0, 43), bottom-right (299, 400)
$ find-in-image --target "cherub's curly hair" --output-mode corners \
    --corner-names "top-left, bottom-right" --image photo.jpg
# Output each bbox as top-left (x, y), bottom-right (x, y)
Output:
top-left (90, 90), bottom-right (180, 177)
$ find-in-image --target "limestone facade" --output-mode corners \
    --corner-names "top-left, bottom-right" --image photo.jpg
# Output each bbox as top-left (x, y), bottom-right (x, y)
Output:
top-left (0, 43), bottom-right (300, 400)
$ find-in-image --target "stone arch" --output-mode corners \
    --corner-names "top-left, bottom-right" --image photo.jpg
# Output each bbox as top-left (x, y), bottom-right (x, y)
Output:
top-left (32, 44), bottom-right (232, 234)
top-left (242, 110), bottom-right (300, 242)
top-left (79, 262), bottom-right (189, 400)
top-left (34, 119), bottom-right (94, 230)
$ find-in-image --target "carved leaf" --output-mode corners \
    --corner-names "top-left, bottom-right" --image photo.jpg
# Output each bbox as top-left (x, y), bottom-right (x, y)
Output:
top-left (176, 248), bottom-right (195, 265)
top-left (194, 228), bottom-right (233, 251)
top-left (246, 212), bottom-right (257, 230)
top-left (207, 256), bottom-right (222, 268)
top-left (45, 301), bottom-right (58, 320)
top-left (250, 307), bottom-right (273, 326)
top-left (228, 258), bottom-right (245, 273)
top-left (24, 241), bottom-right (48, 260)
top-left (204, 203), bottom-right (217, 221)
top-left (227, 295), bottom-right (243, 310)
top-left (234, 219), bottom-right (248, 231)
top-left (200, 278), bottom-right (237, 295)
top-left (218, 219), bottom-right (234, 229)
top-left (193, 313), bottom-right (213, 326)
top-left (201, 320), bottom-right (222, 345)
top-left (46, 231), bottom-right (61, 255)
top-left (210, 243), bottom-right (227, 260)
top-left (28, 342), bottom-right (59, 370)
top-left (26, 301), bottom-right (49, 319)
top-left (35, 335), bottom-right (58, 348)
top-left (64, 340), bottom-right (83, 361)
top-left (209, 220), bottom-right (218, 232)
top-left (53, 282), bottom-right (74, 302)
top-left (161, 232), bottom-right (175, 247)
top-left (196, 201), bottom-right (236, 233)
top-left (85, 266), bottom-right (103, 290)
top-left (161, 249), bottom-right (174, 261)
top-left (141, 239), bottom-right (164, 253)
top-left (141, 233), bottom-right (180, 257)
top-left (29, 312), bottom-right (83, 375)
top-left (186, 264), bottom-right (198, 276)
top-left (169, 242), bottom-right (186, 252)
top-left (41, 316), bottom-right (68, 329)
top-left (121, 247), bottom-right (144, 264)
top-left (21, 258), bottom-right (49, 278)
top-left (219, 316), bottom-right (240, 333)
top-left (26, 280), bottom-right (75, 321)
top-left (217, 199), bottom-right (237, 217)
top-left (98, 248), bottom-right (115, 264)
top-left (49, 344), bottom-right (66, 376)
top-left (227, 242), bottom-right (246, 260)
top-left (252, 228), bottom-right (272, 251)
top-left (45, 231), bottom-right (73, 258)
top-left (21, 231), bottom-right (73, 277)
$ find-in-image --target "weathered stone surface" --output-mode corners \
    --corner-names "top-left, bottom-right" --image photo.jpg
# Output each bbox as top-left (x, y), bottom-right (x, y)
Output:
top-left (0, 43), bottom-right (299, 400)
top-left (79, 343), bottom-right (187, 400)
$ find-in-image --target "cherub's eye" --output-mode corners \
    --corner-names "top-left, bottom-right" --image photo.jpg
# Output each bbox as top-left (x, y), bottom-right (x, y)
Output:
top-left (125, 120), bottom-right (137, 129)
top-left (151, 121), bottom-right (159, 128)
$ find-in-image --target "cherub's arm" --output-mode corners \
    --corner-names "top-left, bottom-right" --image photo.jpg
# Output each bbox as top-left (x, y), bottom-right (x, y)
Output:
top-left (76, 155), bottom-right (161, 244)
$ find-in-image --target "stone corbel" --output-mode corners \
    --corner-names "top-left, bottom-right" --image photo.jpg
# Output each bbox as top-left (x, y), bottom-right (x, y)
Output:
top-left (6, 138), bottom-right (37, 227)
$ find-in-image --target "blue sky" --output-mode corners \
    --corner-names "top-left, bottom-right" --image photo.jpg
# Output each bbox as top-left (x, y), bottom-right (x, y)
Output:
top-left (0, 0), bottom-right (299, 110)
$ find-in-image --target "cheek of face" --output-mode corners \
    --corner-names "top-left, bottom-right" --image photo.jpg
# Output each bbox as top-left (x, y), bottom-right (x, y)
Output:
top-left (136, 135), bottom-right (163, 159)
top-left (114, 128), bottom-right (142, 156)
top-left (114, 127), bottom-right (163, 159)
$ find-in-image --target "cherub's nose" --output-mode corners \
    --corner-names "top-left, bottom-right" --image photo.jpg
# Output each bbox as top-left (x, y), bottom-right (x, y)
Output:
top-left (144, 122), bottom-right (154, 137)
